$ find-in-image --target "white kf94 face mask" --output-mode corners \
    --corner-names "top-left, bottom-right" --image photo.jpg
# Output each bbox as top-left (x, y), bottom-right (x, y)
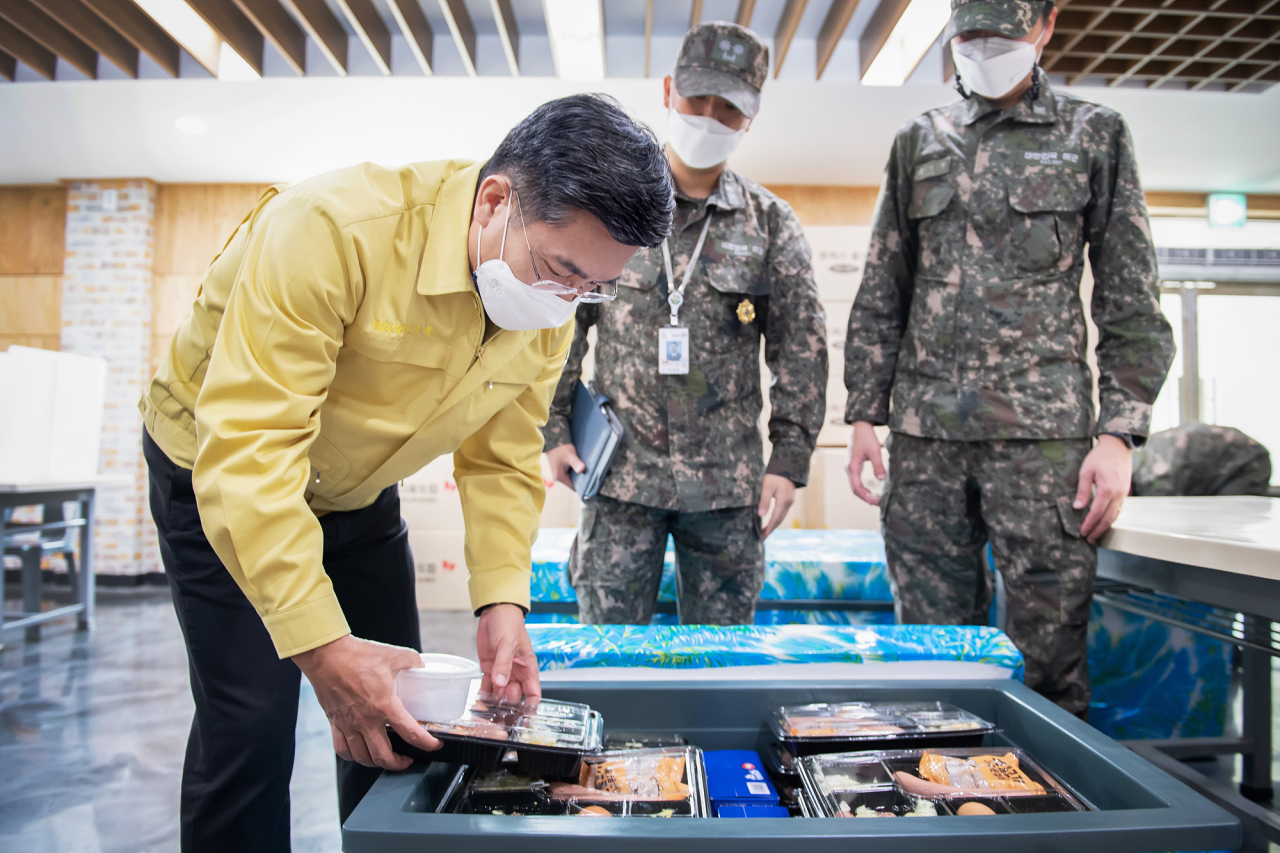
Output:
top-left (666, 102), bottom-right (747, 169)
top-left (951, 35), bottom-right (1039, 99)
top-left (473, 199), bottom-right (578, 332)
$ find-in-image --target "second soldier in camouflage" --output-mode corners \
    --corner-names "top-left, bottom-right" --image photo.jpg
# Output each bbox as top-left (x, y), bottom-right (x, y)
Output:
top-left (844, 0), bottom-right (1175, 717)
top-left (544, 22), bottom-right (828, 626)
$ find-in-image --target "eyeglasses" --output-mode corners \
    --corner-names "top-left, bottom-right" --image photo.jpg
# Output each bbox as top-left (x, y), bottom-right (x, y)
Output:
top-left (513, 192), bottom-right (618, 303)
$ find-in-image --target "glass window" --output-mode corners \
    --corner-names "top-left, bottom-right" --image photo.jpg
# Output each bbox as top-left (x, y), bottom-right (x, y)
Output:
top-left (1196, 293), bottom-right (1280, 485)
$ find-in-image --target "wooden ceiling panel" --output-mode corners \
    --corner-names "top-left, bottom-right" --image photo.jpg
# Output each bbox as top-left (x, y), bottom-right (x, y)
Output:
top-left (1046, 0), bottom-right (1280, 89)
top-left (0, 15), bottom-right (55, 76)
top-left (80, 0), bottom-right (179, 76)
top-left (30, 0), bottom-right (138, 76)
top-left (0, 0), bottom-right (98, 77)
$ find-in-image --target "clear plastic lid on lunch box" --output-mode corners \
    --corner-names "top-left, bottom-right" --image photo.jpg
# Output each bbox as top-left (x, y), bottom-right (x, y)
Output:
top-left (796, 747), bottom-right (1091, 819)
top-left (545, 746), bottom-right (710, 817)
top-left (417, 683), bottom-right (604, 777)
top-left (771, 701), bottom-right (995, 743)
top-left (422, 683), bottom-right (602, 749)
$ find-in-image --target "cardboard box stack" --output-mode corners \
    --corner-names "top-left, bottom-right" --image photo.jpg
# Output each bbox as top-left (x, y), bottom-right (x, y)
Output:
top-left (400, 454), bottom-right (583, 610)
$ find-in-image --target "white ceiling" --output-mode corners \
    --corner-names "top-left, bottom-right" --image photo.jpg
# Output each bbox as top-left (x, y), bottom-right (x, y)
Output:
top-left (2, 29), bottom-right (1278, 191)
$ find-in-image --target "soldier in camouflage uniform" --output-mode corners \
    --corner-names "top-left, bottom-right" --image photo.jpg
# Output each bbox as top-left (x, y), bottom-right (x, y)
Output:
top-left (544, 22), bottom-right (827, 626)
top-left (1133, 423), bottom-right (1272, 497)
top-left (843, 0), bottom-right (1175, 717)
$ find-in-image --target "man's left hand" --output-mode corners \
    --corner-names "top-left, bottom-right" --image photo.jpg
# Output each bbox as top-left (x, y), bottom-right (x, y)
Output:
top-left (1074, 434), bottom-right (1133, 544)
top-left (476, 603), bottom-right (542, 705)
top-left (758, 474), bottom-right (796, 539)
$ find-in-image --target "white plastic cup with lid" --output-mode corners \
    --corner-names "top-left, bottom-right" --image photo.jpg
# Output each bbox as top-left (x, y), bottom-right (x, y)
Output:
top-left (396, 653), bottom-right (483, 723)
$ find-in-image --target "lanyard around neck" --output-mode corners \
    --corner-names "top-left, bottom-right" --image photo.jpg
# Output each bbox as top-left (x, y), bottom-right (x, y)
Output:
top-left (660, 212), bottom-right (714, 326)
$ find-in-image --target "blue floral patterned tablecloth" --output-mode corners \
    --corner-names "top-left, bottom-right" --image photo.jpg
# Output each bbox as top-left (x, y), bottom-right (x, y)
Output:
top-left (529, 527), bottom-right (1230, 741)
top-left (530, 527), bottom-right (894, 626)
top-left (529, 623), bottom-right (1024, 679)
top-left (1088, 599), bottom-right (1231, 741)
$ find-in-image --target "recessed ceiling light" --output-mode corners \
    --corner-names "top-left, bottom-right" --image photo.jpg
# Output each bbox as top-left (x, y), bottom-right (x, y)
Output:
top-left (543, 0), bottom-right (605, 82)
top-left (175, 117), bottom-right (209, 135)
top-left (217, 42), bottom-right (260, 81)
top-left (131, 0), bottom-right (221, 76)
top-left (862, 0), bottom-right (950, 86)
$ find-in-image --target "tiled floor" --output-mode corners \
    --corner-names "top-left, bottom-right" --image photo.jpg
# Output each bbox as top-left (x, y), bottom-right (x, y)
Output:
top-left (0, 585), bottom-right (479, 853)
top-left (2, 586), bottom-right (1278, 852)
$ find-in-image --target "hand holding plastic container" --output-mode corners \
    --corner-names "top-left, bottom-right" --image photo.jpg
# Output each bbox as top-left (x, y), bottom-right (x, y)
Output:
top-left (396, 653), bottom-right (482, 723)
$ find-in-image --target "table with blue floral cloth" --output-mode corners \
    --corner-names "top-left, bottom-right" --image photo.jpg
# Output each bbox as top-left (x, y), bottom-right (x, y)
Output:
top-left (529, 527), bottom-right (894, 627)
top-left (529, 623), bottom-right (1024, 680)
top-left (528, 527), bottom-right (1230, 741)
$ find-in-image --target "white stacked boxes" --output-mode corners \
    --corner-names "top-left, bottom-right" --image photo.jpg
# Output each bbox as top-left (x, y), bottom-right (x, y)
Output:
top-left (401, 454), bottom-right (583, 610)
top-left (401, 456), bottom-right (469, 611)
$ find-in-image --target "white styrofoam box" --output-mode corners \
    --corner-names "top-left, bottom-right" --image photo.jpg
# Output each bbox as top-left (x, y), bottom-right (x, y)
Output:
top-left (409, 530), bottom-right (471, 611)
top-left (805, 226), bottom-right (872, 303)
top-left (819, 300), bottom-right (853, 448)
top-left (400, 455), bottom-right (464, 530)
top-left (820, 447), bottom-right (884, 531)
top-left (0, 345), bottom-right (107, 483)
top-left (403, 454), bottom-right (584, 532)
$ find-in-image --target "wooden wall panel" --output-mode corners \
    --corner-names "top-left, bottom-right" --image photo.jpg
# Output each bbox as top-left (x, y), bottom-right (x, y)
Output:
top-left (0, 185), bottom-right (66, 354)
top-left (0, 185), bottom-right (67, 274)
top-left (0, 334), bottom-right (60, 351)
top-left (151, 183), bottom-right (272, 372)
top-left (0, 274), bottom-right (61, 334)
top-left (151, 272), bottom-right (203, 373)
top-left (154, 183), bottom-right (273, 274)
top-left (766, 185), bottom-right (880, 226)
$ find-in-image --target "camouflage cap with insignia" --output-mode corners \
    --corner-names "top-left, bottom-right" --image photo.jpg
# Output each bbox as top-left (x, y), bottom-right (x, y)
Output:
top-left (673, 21), bottom-right (769, 119)
top-left (945, 0), bottom-right (1048, 41)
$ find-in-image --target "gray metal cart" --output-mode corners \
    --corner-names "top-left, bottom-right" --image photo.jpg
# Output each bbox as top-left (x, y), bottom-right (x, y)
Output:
top-left (344, 679), bottom-right (1240, 852)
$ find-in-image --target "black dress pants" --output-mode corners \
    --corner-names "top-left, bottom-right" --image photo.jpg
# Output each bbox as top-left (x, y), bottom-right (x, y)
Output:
top-left (144, 431), bottom-right (421, 853)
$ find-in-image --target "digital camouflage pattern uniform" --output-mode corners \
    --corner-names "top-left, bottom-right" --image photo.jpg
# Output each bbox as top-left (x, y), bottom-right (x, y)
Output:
top-left (1133, 423), bottom-right (1272, 497)
top-left (545, 25), bottom-right (827, 627)
top-left (845, 0), bottom-right (1175, 717)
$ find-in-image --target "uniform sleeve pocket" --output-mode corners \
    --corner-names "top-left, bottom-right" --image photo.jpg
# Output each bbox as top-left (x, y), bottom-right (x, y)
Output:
top-left (1055, 495), bottom-right (1086, 540)
top-left (908, 182), bottom-right (955, 220)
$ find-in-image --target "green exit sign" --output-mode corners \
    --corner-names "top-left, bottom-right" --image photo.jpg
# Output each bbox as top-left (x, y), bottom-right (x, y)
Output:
top-left (1207, 193), bottom-right (1248, 228)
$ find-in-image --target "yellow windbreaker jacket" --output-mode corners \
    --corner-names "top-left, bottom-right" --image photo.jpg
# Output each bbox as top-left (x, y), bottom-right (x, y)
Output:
top-left (140, 160), bottom-right (572, 658)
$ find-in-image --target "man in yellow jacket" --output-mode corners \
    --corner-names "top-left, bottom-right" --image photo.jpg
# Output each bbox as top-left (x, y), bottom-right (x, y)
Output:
top-left (140, 94), bottom-right (674, 850)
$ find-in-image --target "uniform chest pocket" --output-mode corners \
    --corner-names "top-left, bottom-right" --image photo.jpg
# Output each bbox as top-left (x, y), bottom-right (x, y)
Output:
top-left (1007, 177), bottom-right (1091, 275)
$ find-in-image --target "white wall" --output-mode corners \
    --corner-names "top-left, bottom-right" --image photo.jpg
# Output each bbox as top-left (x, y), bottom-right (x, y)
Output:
top-left (2, 70), bottom-right (1278, 192)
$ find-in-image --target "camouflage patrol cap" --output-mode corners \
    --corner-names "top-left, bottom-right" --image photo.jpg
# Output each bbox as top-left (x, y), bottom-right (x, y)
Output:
top-left (944, 0), bottom-right (1048, 41)
top-left (673, 22), bottom-right (769, 119)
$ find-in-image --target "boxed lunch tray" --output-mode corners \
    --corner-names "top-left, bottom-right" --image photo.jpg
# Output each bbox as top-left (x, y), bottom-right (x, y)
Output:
top-left (798, 747), bottom-right (1091, 819)
top-left (772, 701), bottom-right (996, 757)
top-left (444, 746), bottom-right (710, 818)
top-left (394, 684), bottom-right (603, 777)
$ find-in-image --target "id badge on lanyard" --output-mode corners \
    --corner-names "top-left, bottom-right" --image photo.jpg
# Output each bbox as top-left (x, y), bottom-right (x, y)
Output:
top-left (659, 214), bottom-right (713, 377)
top-left (658, 326), bottom-right (690, 375)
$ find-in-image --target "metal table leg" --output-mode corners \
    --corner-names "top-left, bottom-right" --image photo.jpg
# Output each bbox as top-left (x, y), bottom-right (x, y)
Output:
top-left (1241, 615), bottom-right (1274, 802)
top-left (21, 544), bottom-right (41, 643)
top-left (77, 490), bottom-right (95, 631)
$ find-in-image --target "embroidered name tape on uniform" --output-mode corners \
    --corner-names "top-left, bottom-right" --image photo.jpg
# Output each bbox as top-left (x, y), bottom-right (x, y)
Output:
top-left (1023, 151), bottom-right (1080, 164)
top-left (1002, 142), bottom-right (1085, 171)
top-left (913, 157), bottom-right (952, 181)
top-left (715, 237), bottom-right (765, 259)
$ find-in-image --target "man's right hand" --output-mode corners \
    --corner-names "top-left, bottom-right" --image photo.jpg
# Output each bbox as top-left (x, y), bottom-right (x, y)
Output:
top-left (292, 634), bottom-right (441, 770)
top-left (546, 443), bottom-right (586, 488)
top-left (846, 421), bottom-right (886, 506)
